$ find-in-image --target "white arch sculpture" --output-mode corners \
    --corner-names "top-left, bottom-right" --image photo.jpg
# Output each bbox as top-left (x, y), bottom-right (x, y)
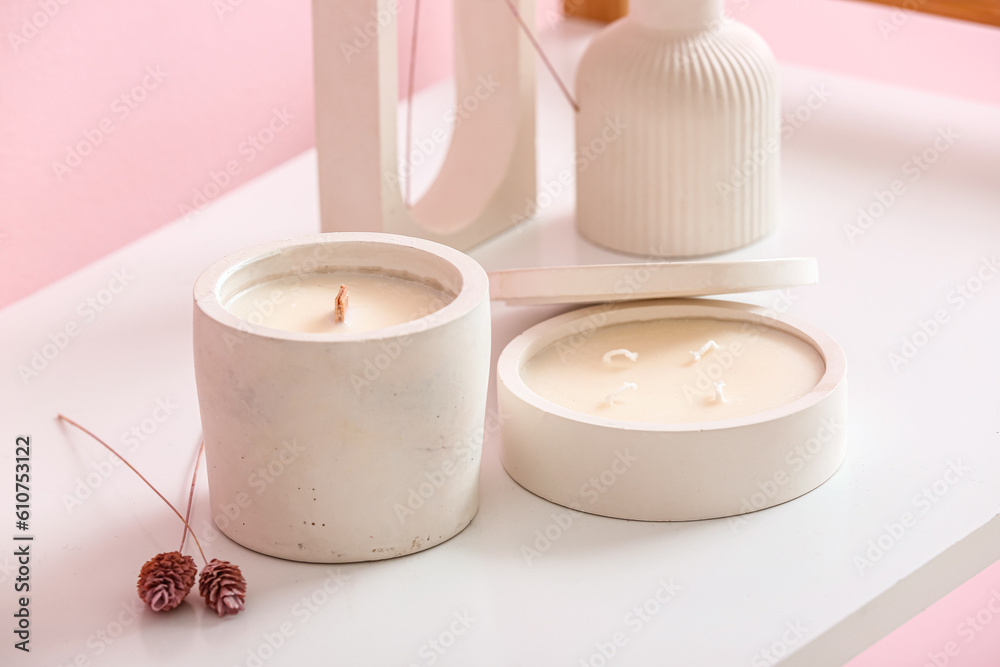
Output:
top-left (313, 0), bottom-right (537, 250)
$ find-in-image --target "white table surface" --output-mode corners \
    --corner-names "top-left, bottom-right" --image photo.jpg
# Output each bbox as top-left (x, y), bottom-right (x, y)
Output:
top-left (3, 20), bottom-right (1000, 667)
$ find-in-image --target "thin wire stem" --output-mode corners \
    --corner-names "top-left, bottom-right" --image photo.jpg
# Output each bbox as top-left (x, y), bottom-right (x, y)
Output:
top-left (405, 0), bottom-right (422, 207)
top-left (179, 440), bottom-right (205, 554)
top-left (57, 414), bottom-right (208, 565)
top-left (501, 0), bottom-right (579, 112)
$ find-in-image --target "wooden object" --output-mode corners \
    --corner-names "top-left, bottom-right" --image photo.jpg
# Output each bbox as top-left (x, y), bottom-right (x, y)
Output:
top-left (563, 0), bottom-right (628, 22)
top-left (566, 0), bottom-right (1000, 27)
top-left (850, 0), bottom-right (1000, 28)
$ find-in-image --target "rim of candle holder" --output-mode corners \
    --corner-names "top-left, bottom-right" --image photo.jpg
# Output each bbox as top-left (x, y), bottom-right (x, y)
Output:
top-left (498, 298), bottom-right (846, 433)
top-left (194, 232), bottom-right (489, 342)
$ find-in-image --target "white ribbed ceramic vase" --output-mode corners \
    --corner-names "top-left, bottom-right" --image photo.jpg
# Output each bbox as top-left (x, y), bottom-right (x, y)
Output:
top-left (575, 0), bottom-right (779, 257)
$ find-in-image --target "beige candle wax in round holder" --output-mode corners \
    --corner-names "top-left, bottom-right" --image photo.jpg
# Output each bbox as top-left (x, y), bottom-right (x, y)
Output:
top-left (492, 259), bottom-right (846, 521)
top-left (193, 233), bottom-right (490, 562)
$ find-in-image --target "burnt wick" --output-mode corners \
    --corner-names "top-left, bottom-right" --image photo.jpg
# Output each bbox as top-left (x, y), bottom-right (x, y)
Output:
top-left (335, 284), bottom-right (349, 323)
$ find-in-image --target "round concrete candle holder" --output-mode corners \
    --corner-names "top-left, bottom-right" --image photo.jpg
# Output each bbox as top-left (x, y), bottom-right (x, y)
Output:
top-left (497, 298), bottom-right (847, 521)
top-left (193, 233), bottom-right (490, 562)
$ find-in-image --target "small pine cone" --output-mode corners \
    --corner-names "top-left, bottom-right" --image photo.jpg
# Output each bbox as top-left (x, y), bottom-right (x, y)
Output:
top-left (137, 551), bottom-right (197, 612)
top-left (198, 558), bottom-right (247, 617)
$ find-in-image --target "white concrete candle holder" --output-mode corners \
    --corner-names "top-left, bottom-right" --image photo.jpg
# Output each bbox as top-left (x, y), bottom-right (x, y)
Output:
top-left (193, 233), bottom-right (491, 562)
top-left (497, 299), bottom-right (847, 521)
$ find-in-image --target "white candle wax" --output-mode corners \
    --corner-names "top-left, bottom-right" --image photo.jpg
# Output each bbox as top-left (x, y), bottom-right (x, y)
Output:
top-left (520, 317), bottom-right (825, 424)
top-left (225, 271), bottom-right (449, 334)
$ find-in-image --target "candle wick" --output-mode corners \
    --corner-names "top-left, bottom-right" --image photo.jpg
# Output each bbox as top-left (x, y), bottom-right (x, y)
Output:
top-left (602, 348), bottom-right (639, 364)
top-left (334, 284), bottom-right (349, 323)
top-left (689, 340), bottom-right (720, 362)
top-left (713, 381), bottom-right (727, 403)
top-left (605, 381), bottom-right (638, 405)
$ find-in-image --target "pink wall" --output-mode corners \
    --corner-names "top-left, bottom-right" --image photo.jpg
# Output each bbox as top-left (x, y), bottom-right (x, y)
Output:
top-left (0, 0), bottom-right (315, 308)
top-left (1, 3), bottom-right (998, 660)
top-left (0, 0), bottom-right (468, 310)
top-left (2, 0), bottom-right (998, 310)
top-left (731, 0), bottom-right (1000, 108)
top-left (847, 557), bottom-right (1000, 667)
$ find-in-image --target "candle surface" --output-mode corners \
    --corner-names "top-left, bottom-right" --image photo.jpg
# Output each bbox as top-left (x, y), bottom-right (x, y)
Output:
top-left (226, 271), bottom-right (449, 334)
top-left (521, 317), bottom-right (824, 424)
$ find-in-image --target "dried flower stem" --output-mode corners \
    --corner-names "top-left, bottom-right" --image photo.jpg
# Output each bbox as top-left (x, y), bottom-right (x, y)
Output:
top-left (180, 440), bottom-right (205, 553)
top-left (177, 438), bottom-right (248, 617)
top-left (335, 284), bottom-right (349, 323)
top-left (57, 414), bottom-right (208, 565)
